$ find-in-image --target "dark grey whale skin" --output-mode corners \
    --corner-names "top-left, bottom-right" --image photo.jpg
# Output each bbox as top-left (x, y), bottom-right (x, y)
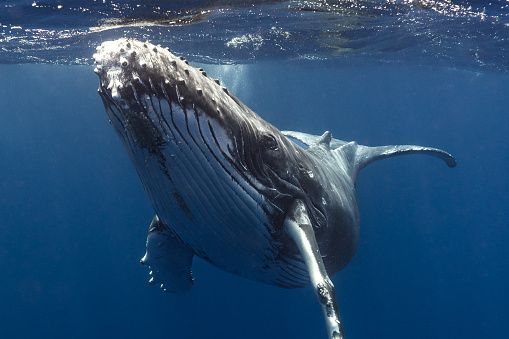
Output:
top-left (94, 38), bottom-right (455, 338)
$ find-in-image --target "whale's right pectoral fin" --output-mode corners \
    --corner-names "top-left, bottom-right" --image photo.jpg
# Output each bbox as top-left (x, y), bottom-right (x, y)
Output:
top-left (284, 199), bottom-right (345, 339)
top-left (140, 215), bottom-right (194, 293)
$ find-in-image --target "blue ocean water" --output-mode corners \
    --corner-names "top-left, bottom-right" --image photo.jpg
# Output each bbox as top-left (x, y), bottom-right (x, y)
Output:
top-left (1, 1), bottom-right (509, 339)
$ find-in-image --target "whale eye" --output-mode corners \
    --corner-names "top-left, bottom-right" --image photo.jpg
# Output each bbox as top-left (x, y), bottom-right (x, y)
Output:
top-left (261, 134), bottom-right (278, 151)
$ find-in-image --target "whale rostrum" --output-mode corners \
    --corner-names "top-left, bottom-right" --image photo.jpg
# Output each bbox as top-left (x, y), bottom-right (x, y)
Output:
top-left (94, 38), bottom-right (456, 339)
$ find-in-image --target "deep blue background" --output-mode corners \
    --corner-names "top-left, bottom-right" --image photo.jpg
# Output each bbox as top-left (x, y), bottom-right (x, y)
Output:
top-left (1, 62), bottom-right (508, 338)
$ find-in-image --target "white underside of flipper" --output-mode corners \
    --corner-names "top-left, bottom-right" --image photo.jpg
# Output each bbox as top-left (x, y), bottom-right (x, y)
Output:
top-left (284, 199), bottom-right (345, 339)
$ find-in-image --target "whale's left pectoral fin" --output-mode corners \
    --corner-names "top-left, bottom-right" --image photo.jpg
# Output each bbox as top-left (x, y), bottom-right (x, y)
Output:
top-left (140, 215), bottom-right (194, 293)
top-left (284, 200), bottom-right (345, 339)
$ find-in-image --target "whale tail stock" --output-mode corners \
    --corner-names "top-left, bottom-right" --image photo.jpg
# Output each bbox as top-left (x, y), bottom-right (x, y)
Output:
top-left (282, 130), bottom-right (457, 182)
top-left (340, 142), bottom-right (457, 182)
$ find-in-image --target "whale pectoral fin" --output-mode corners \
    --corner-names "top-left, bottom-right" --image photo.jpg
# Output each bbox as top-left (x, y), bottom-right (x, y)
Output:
top-left (284, 200), bottom-right (345, 339)
top-left (140, 215), bottom-right (194, 293)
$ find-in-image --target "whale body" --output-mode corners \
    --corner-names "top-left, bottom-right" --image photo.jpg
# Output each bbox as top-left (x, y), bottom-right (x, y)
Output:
top-left (93, 38), bottom-right (456, 339)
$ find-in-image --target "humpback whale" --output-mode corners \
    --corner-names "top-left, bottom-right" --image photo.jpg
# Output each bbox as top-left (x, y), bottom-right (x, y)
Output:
top-left (93, 38), bottom-right (456, 339)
